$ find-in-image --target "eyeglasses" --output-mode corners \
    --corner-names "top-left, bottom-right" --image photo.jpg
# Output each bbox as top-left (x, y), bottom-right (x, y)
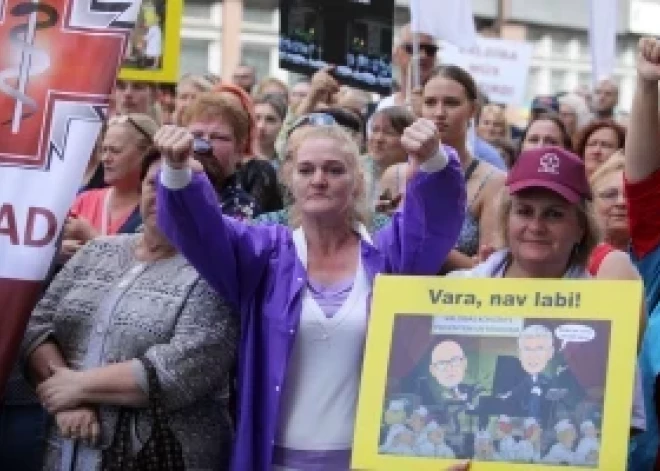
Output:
top-left (431, 356), bottom-right (465, 371)
top-left (288, 112), bottom-right (338, 138)
top-left (403, 43), bottom-right (439, 57)
top-left (596, 187), bottom-right (624, 201)
top-left (109, 114), bottom-right (153, 142)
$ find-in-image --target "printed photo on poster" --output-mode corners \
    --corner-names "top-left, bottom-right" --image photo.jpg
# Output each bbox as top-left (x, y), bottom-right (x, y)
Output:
top-left (119, 0), bottom-right (182, 82)
top-left (379, 315), bottom-right (608, 467)
top-left (279, 0), bottom-right (394, 94)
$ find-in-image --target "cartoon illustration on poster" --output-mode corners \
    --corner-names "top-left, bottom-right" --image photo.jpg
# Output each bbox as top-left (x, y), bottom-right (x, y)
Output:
top-left (380, 316), bottom-right (607, 467)
top-left (352, 277), bottom-right (641, 471)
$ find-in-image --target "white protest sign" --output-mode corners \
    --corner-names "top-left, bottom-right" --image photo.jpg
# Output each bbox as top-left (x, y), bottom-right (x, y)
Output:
top-left (440, 37), bottom-right (533, 105)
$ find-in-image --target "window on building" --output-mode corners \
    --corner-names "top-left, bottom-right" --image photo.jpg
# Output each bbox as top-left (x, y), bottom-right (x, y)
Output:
top-left (525, 67), bottom-right (541, 103)
top-left (578, 72), bottom-right (592, 89)
top-left (184, 0), bottom-right (212, 19)
top-left (180, 39), bottom-right (211, 75)
top-left (243, 7), bottom-right (274, 25)
top-left (551, 70), bottom-right (567, 94)
top-left (241, 44), bottom-right (272, 81)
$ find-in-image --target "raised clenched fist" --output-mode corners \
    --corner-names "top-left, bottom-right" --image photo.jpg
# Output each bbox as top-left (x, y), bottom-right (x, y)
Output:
top-left (637, 37), bottom-right (660, 83)
top-left (154, 125), bottom-right (194, 169)
top-left (401, 118), bottom-right (441, 164)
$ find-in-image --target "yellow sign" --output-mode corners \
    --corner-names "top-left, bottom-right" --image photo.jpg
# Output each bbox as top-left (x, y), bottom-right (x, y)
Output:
top-left (118, 0), bottom-right (182, 83)
top-left (352, 276), bottom-right (642, 471)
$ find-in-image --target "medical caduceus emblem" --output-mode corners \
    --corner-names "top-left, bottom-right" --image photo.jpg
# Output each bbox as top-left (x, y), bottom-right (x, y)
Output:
top-left (0, 0), bottom-right (58, 134)
top-left (0, 0), bottom-right (136, 168)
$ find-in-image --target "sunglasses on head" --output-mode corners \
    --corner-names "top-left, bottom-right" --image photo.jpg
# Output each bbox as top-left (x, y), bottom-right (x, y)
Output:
top-left (288, 112), bottom-right (338, 138)
top-left (403, 43), bottom-right (439, 57)
top-left (109, 114), bottom-right (153, 142)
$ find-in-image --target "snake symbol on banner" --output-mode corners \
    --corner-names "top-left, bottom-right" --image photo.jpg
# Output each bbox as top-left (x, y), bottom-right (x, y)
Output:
top-left (0, 0), bottom-right (59, 134)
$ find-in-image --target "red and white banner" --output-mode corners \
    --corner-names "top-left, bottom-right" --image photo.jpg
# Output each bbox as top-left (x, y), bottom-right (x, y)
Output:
top-left (0, 0), bottom-right (140, 391)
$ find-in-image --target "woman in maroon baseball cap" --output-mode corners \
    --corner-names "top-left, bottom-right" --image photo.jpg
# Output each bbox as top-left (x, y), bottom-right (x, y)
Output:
top-left (447, 145), bottom-right (646, 446)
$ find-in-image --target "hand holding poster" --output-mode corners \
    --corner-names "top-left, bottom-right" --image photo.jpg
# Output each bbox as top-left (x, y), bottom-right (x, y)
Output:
top-left (0, 0), bottom-right (140, 391)
top-left (279, 0), bottom-right (395, 94)
top-left (352, 277), bottom-right (642, 470)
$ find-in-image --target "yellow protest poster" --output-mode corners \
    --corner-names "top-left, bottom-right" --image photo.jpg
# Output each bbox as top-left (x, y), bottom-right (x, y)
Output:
top-left (118, 0), bottom-right (182, 83)
top-left (352, 276), bottom-right (642, 471)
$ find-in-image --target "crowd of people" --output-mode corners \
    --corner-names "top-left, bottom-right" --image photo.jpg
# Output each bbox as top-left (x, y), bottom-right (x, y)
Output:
top-left (1, 21), bottom-right (660, 471)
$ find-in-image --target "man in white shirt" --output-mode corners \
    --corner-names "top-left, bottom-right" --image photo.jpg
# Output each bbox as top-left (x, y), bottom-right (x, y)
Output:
top-left (376, 23), bottom-right (438, 111)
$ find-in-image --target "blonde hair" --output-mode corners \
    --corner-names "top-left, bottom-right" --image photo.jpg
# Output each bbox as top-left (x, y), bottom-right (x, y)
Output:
top-left (281, 125), bottom-right (369, 227)
top-left (589, 150), bottom-right (625, 190)
top-left (108, 113), bottom-right (159, 151)
top-left (495, 189), bottom-right (600, 268)
top-left (178, 73), bottom-right (216, 93)
top-left (182, 92), bottom-right (250, 148)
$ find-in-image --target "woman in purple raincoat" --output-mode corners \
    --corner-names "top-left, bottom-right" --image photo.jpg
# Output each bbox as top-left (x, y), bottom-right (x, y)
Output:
top-left (154, 116), bottom-right (466, 470)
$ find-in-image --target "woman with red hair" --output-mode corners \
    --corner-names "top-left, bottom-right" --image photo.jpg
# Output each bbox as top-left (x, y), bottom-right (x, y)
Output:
top-left (214, 83), bottom-right (284, 212)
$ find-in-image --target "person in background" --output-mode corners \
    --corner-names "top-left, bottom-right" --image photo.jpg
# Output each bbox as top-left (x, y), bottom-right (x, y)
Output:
top-left (476, 104), bottom-right (508, 145)
top-left (289, 79), bottom-right (311, 111)
top-left (447, 145), bottom-right (646, 440)
top-left (173, 73), bottom-right (216, 125)
top-left (420, 65), bottom-right (506, 270)
top-left (22, 150), bottom-right (238, 471)
top-left (593, 78), bottom-right (619, 120)
top-left (368, 106), bottom-right (416, 210)
top-left (113, 80), bottom-right (160, 123)
top-left (156, 84), bottom-right (176, 124)
top-left (182, 92), bottom-right (261, 219)
top-left (62, 113), bottom-right (158, 260)
top-left (574, 119), bottom-right (626, 178)
top-left (254, 77), bottom-right (289, 104)
top-left (214, 84), bottom-right (284, 213)
top-left (253, 93), bottom-right (288, 169)
top-left (377, 23), bottom-right (438, 111)
top-left (587, 151), bottom-right (645, 341)
top-left (154, 111), bottom-right (466, 470)
top-left (517, 113), bottom-right (573, 157)
top-left (558, 93), bottom-right (592, 140)
top-left (621, 37), bottom-right (660, 469)
top-left (529, 95), bottom-right (560, 121)
top-left (231, 64), bottom-right (257, 94)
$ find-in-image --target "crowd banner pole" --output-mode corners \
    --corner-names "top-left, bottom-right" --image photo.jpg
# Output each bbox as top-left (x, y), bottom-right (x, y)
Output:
top-left (589, 0), bottom-right (618, 85)
top-left (409, 0), bottom-right (478, 50)
top-left (0, 0), bottom-right (142, 392)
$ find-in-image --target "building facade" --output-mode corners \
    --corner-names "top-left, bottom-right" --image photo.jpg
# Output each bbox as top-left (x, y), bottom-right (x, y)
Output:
top-left (180, 0), bottom-right (660, 110)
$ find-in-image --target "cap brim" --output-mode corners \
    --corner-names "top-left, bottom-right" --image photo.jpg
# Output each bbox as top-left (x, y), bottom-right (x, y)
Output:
top-left (508, 179), bottom-right (581, 204)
